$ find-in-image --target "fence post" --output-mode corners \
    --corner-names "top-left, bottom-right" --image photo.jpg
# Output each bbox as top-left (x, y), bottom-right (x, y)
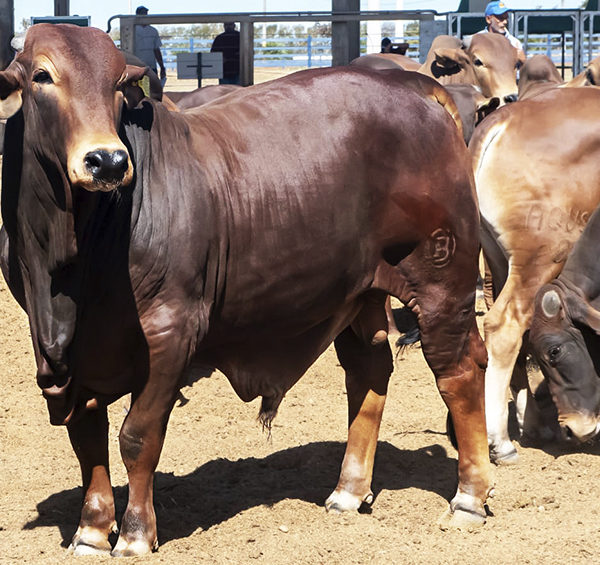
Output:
top-left (240, 20), bottom-right (254, 86)
top-left (307, 35), bottom-right (312, 68)
top-left (0, 0), bottom-right (14, 70)
top-left (189, 37), bottom-right (193, 52)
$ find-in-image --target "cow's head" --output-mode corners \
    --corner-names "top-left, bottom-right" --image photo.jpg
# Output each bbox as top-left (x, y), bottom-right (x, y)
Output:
top-left (466, 33), bottom-right (520, 104)
top-left (0, 23), bottom-right (148, 192)
top-left (530, 282), bottom-right (600, 443)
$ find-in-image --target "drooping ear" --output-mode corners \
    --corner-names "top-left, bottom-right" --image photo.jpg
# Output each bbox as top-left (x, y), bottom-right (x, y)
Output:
top-left (118, 64), bottom-right (151, 110)
top-left (475, 96), bottom-right (500, 125)
top-left (0, 63), bottom-right (24, 119)
top-left (434, 48), bottom-right (470, 70)
top-left (586, 61), bottom-right (600, 86)
top-left (565, 290), bottom-right (600, 334)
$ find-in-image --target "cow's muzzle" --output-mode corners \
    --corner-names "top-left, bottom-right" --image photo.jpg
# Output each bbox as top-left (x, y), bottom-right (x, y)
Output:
top-left (559, 414), bottom-right (600, 443)
top-left (84, 149), bottom-right (129, 183)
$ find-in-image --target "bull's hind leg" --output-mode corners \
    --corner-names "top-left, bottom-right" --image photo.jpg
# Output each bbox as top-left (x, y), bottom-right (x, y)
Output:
top-left (404, 268), bottom-right (491, 528)
top-left (325, 315), bottom-right (392, 512)
top-left (67, 406), bottom-right (117, 555)
top-left (433, 319), bottom-right (492, 529)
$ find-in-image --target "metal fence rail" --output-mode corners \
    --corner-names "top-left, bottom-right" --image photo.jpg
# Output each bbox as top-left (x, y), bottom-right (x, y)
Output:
top-left (112, 10), bottom-right (600, 82)
top-left (158, 36), bottom-right (337, 69)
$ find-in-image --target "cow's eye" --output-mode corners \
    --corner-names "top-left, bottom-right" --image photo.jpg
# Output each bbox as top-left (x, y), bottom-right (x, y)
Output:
top-left (548, 345), bottom-right (561, 366)
top-left (474, 58), bottom-right (483, 67)
top-left (33, 70), bottom-right (53, 84)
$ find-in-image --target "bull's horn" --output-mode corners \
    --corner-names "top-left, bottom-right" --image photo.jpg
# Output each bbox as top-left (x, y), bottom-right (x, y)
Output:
top-left (541, 289), bottom-right (561, 318)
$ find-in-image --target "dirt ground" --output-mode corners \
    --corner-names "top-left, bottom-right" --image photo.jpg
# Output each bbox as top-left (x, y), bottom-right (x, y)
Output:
top-left (1, 81), bottom-right (600, 565)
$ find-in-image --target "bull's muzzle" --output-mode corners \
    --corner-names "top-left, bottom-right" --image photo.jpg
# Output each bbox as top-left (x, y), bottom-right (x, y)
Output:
top-left (84, 149), bottom-right (129, 183)
top-left (68, 143), bottom-right (133, 192)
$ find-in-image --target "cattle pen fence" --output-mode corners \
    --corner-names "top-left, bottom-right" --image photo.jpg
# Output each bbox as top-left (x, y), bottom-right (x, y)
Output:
top-left (108, 9), bottom-right (600, 85)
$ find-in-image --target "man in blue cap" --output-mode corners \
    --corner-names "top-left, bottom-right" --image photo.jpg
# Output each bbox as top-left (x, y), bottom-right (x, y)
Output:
top-left (478, 1), bottom-right (525, 61)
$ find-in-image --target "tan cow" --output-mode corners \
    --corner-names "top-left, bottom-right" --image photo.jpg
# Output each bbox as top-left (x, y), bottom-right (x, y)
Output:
top-left (350, 52), bottom-right (421, 71)
top-left (470, 87), bottom-right (600, 463)
top-left (419, 34), bottom-right (519, 104)
top-left (518, 54), bottom-right (563, 100)
top-left (564, 55), bottom-right (600, 87)
top-left (518, 54), bottom-right (600, 99)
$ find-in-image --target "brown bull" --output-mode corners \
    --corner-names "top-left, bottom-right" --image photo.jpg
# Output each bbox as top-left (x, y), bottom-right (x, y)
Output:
top-left (0, 24), bottom-right (490, 555)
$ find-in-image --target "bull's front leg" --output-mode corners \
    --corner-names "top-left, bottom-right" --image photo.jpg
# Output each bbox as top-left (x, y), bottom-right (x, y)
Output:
top-left (111, 321), bottom-right (188, 557)
top-left (326, 324), bottom-right (392, 512)
top-left (111, 378), bottom-right (180, 557)
top-left (67, 406), bottom-right (117, 555)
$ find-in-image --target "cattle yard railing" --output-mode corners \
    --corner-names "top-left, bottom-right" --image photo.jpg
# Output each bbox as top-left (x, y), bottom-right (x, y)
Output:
top-left (149, 35), bottom-right (418, 72)
top-left (108, 10), bottom-right (440, 86)
top-left (108, 10), bottom-right (600, 84)
top-left (449, 9), bottom-right (600, 77)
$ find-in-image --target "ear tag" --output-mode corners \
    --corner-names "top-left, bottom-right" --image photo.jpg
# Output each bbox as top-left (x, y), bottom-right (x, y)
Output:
top-left (140, 76), bottom-right (150, 97)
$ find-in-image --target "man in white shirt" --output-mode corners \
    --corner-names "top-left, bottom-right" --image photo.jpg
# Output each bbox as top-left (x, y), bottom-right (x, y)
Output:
top-left (478, 1), bottom-right (526, 63)
top-left (134, 6), bottom-right (166, 84)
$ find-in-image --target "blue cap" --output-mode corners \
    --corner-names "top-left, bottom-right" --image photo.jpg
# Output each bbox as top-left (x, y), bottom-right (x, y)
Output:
top-left (485, 1), bottom-right (510, 16)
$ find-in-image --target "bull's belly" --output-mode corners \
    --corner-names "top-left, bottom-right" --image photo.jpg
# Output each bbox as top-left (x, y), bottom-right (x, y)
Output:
top-left (197, 304), bottom-right (360, 405)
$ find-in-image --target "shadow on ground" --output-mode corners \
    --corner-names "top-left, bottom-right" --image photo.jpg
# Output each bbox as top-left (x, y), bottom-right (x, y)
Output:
top-left (24, 439), bottom-right (456, 547)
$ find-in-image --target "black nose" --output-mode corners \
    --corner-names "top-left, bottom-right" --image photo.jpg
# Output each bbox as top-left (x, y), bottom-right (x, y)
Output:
top-left (504, 93), bottom-right (518, 104)
top-left (84, 149), bottom-right (129, 181)
top-left (562, 425), bottom-right (574, 441)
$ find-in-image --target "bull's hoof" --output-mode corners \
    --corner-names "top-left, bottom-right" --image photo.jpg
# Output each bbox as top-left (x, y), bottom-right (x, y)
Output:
top-left (438, 506), bottom-right (486, 531)
top-left (111, 537), bottom-right (158, 557)
top-left (67, 525), bottom-right (113, 556)
top-left (68, 542), bottom-right (111, 556)
top-left (439, 491), bottom-right (487, 531)
top-left (489, 442), bottom-right (519, 465)
top-left (325, 489), bottom-right (372, 513)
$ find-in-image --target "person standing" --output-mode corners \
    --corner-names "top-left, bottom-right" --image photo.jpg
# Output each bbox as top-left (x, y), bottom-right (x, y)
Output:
top-left (211, 22), bottom-right (241, 85)
top-left (134, 6), bottom-right (167, 85)
top-left (477, 1), bottom-right (526, 63)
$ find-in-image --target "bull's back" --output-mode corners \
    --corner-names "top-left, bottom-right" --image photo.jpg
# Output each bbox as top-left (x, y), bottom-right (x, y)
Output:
top-left (169, 67), bottom-right (475, 324)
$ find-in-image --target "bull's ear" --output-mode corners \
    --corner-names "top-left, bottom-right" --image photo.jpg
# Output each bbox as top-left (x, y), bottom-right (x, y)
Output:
top-left (118, 64), bottom-right (150, 110)
top-left (475, 97), bottom-right (500, 125)
top-left (0, 64), bottom-right (23, 119)
top-left (565, 291), bottom-right (600, 334)
top-left (586, 63), bottom-right (600, 86)
top-left (434, 48), bottom-right (470, 70)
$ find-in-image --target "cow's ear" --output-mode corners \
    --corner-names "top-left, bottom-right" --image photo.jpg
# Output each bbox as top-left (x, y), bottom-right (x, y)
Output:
top-left (118, 64), bottom-right (151, 110)
top-left (434, 48), bottom-right (470, 70)
top-left (475, 97), bottom-right (500, 125)
top-left (0, 63), bottom-right (23, 119)
top-left (565, 292), bottom-right (600, 334)
top-left (586, 63), bottom-right (600, 86)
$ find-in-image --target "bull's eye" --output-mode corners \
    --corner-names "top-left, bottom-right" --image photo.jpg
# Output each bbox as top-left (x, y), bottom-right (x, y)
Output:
top-left (33, 70), bottom-right (53, 85)
top-left (474, 58), bottom-right (483, 67)
top-left (548, 345), bottom-right (561, 366)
